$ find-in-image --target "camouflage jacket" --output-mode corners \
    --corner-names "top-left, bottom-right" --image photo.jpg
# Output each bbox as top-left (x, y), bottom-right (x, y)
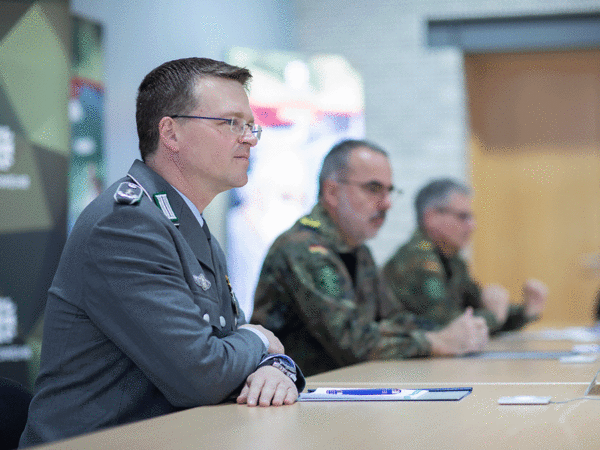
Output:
top-left (382, 229), bottom-right (529, 332)
top-left (252, 203), bottom-right (431, 377)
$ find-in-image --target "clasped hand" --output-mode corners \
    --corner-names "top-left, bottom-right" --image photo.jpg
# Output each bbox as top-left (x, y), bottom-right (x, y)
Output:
top-left (428, 307), bottom-right (489, 356)
top-left (237, 324), bottom-right (297, 406)
top-left (237, 365), bottom-right (298, 407)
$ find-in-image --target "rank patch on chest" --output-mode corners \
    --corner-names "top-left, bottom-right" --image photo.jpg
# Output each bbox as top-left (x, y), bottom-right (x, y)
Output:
top-left (194, 273), bottom-right (211, 291)
top-left (113, 182), bottom-right (143, 205)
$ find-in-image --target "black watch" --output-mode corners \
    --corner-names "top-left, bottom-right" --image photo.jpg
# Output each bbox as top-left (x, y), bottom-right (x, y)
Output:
top-left (259, 354), bottom-right (297, 383)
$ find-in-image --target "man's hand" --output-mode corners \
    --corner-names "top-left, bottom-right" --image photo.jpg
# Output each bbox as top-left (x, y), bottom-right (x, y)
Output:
top-left (239, 324), bottom-right (285, 354)
top-left (426, 307), bottom-right (489, 356)
top-left (522, 278), bottom-right (548, 319)
top-left (236, 365), bottom-right (298, 407)
top-left (481, 284), bottom-right (510, 325)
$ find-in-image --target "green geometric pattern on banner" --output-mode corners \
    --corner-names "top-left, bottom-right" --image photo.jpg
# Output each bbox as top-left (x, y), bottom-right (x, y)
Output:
top-left (0, 134), bottom-right (53, 234)
top-left (72, 15), bottom-right (104, 82)
top-left (0, 3), bottom-right (69, 156)
top-left (38, 0), bottom-right (72, 48)
top-left (0, 1), bottom-right (34, 41)
top-left (0, 84), bottom-right (25, 135)
top-left (36, 143), bottom-right (68, 227)
top-left (0, 0), bottom-right (69, 388)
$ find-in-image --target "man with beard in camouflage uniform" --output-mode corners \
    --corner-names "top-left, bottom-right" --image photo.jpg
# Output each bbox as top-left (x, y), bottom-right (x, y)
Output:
top-left (252, 140), bottom-right (489, 376)
top-left (382, 178), bottom-right (547, 334)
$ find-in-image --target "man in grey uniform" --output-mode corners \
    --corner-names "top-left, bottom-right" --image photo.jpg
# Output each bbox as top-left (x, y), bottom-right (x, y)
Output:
top-left (20, 57), bottom-right (304, 447)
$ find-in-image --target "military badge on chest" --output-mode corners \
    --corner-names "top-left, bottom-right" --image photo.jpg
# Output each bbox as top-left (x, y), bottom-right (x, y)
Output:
top-left (226, 275), bottom-right (242, 320)
top-left (193, 273), bottom-right (212, 291)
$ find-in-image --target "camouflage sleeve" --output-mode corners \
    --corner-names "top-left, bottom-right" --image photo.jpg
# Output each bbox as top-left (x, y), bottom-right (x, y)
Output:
top-left (383, 252), bottom-right (460, 327)
top-left (384, 249), bottom-right (504, 329)
top-left (263, 241), bottom-right (430, 366)
top-left (459, 276), bottom-right (501, 330)
top-left (494, 304), bottom-right (531, 333)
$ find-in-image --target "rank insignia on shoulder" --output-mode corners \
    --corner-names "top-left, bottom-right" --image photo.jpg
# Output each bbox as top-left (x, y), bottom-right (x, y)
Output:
top-left (194, 273), bottom-right (211, 291)
top-left (300, 217), bottom-right (321, 228)
top-left (417, 240), bottom-right (433, 251)
top-left (309, 244), bottom-right (328, 255)
top-left (114, 182), bottom-right (143, 205)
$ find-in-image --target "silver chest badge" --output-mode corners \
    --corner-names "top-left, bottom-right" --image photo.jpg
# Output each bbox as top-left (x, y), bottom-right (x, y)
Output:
top-left (194, 273), bottom-right (211, 291)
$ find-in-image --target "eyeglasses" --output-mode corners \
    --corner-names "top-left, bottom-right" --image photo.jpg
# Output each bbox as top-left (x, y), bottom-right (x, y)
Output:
top-left (436, 207), bottom-right (474, 222)
top-left (339, 179), bottom-right (402, 199)
top-left (169, 115), bottom-right (262, 141)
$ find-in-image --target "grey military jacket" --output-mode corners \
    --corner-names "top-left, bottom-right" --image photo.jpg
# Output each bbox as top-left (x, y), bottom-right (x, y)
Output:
top-left (20, 160), bottom-right (267, 446)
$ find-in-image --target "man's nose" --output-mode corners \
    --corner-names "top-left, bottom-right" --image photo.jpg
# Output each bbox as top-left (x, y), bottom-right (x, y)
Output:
top-left (239, 129), bottom-right (259, 146)
top-left (378, 192), bottom-right (393, 210)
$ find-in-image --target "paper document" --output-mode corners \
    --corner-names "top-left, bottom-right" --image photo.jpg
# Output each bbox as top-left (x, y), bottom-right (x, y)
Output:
top-left (468, 350), bottom-right (574, 360)
top-left (298, 387), bottom-right (472, 402)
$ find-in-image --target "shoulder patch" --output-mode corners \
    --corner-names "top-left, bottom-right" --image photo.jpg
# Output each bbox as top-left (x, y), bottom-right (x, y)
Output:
top-left (318, 266), bottom-right (341, 297)
top-left (424, 277), bottom-right (445, 300)
top-left (114, 182), bottom-right (143, 205)
top-left (300, 217), bottom-right (321, 229)
top-left (417, 240), bottom-right (433, 251)
top-left (308, 244), bottom-right (328, 256)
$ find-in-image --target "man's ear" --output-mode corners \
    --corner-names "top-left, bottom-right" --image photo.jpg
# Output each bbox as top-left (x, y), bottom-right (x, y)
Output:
top-left (322, 178), bottom-right (340, 208)
top-left (423, 207), bottom-right (438, 231)
top-left (158, 116), bottom-right (178, 153)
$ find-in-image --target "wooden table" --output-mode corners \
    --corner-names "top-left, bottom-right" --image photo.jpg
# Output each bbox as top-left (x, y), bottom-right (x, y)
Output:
top-left (307, 357), bottom-right (600, 385)
top-left (34, 384), bottom-right (600, 450)
top-left (32, 331), bottom-right (600, 450)
top-left (309, 333), bottom-right (600, 385)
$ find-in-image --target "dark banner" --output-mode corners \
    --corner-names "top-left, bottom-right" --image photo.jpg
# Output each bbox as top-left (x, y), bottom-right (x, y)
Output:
top-left (0, 0), bottom-right (70, 389)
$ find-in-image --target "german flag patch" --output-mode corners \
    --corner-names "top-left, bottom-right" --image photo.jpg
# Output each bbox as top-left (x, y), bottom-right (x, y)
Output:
top-left (309, 244), bottom-right (328, 255)
top-left (423, 260), bottom-right (443, 273)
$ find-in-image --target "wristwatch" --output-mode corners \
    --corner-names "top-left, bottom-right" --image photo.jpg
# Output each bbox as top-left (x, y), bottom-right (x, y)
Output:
top-left (259, 354), bottom-right (297, 383)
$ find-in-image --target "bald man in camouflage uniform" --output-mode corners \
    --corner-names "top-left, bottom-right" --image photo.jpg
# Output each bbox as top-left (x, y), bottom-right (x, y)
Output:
top-left (252, 141), bottom-right (488, 376)
top-left (383, 179), bottom-right (547, 333)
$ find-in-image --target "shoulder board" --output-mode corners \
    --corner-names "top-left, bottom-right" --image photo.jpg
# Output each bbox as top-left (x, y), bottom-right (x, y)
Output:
top-left (113, 182), bottom-right (143, 205)
top-left (300, 217), bottom-right (321, 229)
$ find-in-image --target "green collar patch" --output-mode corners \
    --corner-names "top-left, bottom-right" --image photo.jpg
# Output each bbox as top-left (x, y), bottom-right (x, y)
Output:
top-left (153, 192), bottom-right (179, 224)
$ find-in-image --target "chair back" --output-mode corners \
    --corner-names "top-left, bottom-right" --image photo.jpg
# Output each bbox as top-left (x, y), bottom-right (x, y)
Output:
top-left (0, 377), bottom-right (32, 450)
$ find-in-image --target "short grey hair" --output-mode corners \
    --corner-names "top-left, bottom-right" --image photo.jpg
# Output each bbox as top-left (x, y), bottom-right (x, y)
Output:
top-left (415, 178), bottom-right (471, 228)
top-left (318, 139), bottom-right (388, 198)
